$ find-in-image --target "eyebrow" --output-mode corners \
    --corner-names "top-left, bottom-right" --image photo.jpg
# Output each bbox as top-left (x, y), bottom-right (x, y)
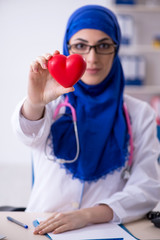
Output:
top-left (98, 37), bottom-right (111, 43)
top-left (72, 37), bottom-right (111, 43)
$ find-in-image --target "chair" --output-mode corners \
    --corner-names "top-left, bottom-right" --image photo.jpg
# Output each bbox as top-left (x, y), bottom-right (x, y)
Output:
top-left (0, 206), bottom-right (26, 211)
top-left (0, 157), bottom-right (34, 212)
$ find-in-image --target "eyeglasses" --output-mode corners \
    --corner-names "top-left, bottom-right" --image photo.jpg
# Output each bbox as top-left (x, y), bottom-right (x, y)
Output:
top-left (68, 42), bottom-right (117, 55)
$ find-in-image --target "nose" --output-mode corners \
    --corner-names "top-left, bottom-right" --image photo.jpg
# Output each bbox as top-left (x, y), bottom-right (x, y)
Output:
top-left (86, 47), bottom-right (98, 63)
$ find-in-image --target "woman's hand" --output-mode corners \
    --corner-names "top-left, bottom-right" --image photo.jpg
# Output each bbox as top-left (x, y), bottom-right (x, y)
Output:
top-left (34, 210), bottom-right (89, 235)
top-left (33, 205), bottom-right (113, 235)
top-left (28, 50), bottom-right (74, 106)
top-left (21, 51), bottom-right (74, 120)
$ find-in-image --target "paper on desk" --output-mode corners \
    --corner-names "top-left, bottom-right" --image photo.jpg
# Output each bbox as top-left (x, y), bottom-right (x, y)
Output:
top-left (36, 218), bottom-right (136, 240)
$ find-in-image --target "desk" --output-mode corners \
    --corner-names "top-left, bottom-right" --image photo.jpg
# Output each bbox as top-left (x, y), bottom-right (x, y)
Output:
top-left (0, 212), bottom-right (160, 240)
top-left (0, 212), bottom-right (49, 240)
top-left (125, 218), bottom-right (160, 240)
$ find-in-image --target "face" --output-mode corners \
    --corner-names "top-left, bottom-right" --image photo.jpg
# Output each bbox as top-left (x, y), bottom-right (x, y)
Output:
top-left (69, 29), bottom-right (115, 85)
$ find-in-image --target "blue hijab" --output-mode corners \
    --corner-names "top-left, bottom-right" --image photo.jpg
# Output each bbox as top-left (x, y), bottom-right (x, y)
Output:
top-left (50, 5), bottom-right (128, 181)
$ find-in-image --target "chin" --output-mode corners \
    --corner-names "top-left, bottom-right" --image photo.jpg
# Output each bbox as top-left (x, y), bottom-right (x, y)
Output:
top-left (81, 71), bottom-right (107, 85)
top-left (81, 77), bottom-right (104, 86)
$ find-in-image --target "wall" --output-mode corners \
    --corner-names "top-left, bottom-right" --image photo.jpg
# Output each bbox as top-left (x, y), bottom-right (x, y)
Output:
top-left (0, 0), bottom-right (111, 207)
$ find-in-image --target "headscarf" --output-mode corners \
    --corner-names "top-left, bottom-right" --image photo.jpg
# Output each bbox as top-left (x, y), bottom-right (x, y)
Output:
top-left (50, 5), bottom-right (129, 181)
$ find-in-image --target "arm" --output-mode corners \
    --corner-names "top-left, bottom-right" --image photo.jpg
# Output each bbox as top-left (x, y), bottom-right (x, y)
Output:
top-left (102, 99), bottom-right (160, 223)
top-left (34, 204), bottom-right (113, 235)
top-left (11, 51), bottom-right (74, 147)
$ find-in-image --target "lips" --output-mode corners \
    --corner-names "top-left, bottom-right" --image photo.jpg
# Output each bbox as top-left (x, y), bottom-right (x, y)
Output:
top-left (86, 68), bottom-right (100, 74)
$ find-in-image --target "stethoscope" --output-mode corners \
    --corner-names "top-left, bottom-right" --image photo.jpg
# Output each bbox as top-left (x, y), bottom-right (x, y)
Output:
top-left (45, 96), bottom-right (80, 164)
top-left (45, 96), bottom-right (134, 180)
top-left (121, 102), bottom-right (134, 180)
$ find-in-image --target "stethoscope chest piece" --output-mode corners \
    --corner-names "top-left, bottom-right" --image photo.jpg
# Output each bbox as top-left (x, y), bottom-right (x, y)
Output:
top-left (121, 166), bottom-right (131, 180)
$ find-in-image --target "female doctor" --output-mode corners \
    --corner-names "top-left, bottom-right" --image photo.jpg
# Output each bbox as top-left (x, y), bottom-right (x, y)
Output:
top-left (12, 5), bottom-right (160, 236)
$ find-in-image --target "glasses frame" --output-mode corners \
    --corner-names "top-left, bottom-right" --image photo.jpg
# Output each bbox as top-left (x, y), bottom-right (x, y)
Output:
top-left (68, 43), bottom-right (118, 55)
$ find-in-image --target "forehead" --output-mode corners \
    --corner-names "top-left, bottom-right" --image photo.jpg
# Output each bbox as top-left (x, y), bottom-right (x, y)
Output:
top-left (69, 29), bottom-right (112, 43)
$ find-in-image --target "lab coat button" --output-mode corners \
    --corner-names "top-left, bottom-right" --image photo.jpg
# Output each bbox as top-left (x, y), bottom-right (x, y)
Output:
top-left (71, 202), bottom-right (79, 209)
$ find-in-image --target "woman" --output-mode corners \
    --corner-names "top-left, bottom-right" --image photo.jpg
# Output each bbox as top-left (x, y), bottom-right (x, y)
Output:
top-left (12, 5), bottom-right (160, 235)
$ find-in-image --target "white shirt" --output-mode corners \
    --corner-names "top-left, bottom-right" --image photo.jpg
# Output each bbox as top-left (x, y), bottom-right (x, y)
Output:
top-left (11, 94), bottom-right (160, 223)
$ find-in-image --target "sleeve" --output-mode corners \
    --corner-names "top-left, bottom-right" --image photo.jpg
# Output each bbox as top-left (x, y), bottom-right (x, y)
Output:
top-left (11, 97), bottom-right (62, 148)
top-left (99, 101), bottom-right (160, 224)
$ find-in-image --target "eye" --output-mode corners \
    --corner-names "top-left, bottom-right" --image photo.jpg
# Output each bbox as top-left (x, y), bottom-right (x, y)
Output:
top-left (74, 43), bottom-right (87, 50)
top-left (98, 43), bottom-right (110, 49)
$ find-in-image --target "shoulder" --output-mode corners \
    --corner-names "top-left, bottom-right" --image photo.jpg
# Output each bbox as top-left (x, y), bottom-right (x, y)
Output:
top-left (124, 94), bottom-right (157, 137)
top-left (124, 94), bottom-right (155, 121)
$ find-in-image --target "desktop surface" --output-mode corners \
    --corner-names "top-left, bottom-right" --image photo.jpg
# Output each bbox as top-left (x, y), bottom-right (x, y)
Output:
top-left (0, 211), bottom-right (160, 240)
top-left (0, 212), bottom-right (49, 240)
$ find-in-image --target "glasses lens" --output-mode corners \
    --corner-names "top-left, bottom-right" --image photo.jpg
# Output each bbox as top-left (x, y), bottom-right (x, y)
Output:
top-left (71, 43), bottom-right (89, 54)
top-left (96, 43), bottom-right (115, 54)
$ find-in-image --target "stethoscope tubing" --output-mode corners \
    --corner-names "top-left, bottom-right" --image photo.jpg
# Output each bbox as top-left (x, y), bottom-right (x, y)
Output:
top-left (123, 102), bottom-right (133, 169)
top-left (45, 97), bottom-right (134, 179)
top-left (45, 96), bottom-right (79, 164)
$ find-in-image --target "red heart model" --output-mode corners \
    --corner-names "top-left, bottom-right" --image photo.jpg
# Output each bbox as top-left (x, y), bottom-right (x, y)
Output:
top-left (47, 54), bottom-right (86, 88)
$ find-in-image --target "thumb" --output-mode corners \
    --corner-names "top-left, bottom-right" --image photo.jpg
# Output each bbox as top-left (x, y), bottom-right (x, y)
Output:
top-left (61, 86), bottom-right (75, 95)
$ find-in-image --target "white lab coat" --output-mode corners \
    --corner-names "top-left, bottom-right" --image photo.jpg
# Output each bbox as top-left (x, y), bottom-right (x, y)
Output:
top-left (11, 94), bottom-right (160, 223)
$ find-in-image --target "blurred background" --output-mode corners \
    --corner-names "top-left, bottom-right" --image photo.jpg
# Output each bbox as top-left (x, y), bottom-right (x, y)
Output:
top-left (0, 0), bottom-right (160, 208)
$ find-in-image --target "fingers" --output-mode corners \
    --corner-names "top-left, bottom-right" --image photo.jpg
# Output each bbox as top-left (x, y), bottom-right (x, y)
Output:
top-left (53, 224), bottom-right (70, 234)
top-left (30, 55), bottom-right (49, 73)
top-left (34, 212), bottom-right (72, 235)
top-left (33, 212), bottom-right (58, 234)
top-left (30, 51), bottom-right (60, 73)
top-left (33, 210), bottom-right (87, 235)
top-left (34, 222), bottom-right (73, 235)
top-left (53, 50), bottom-right (60, 55)
top-left (34, 214), bottom-right (65, 235)
top-left (34, 221), bottom-right (57, 235)
top-left (59, 86), bottom-right (75, 95)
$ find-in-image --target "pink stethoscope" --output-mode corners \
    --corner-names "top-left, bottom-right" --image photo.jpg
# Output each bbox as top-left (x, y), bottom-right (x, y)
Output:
top-left (45, 96), bottom-right (134, 180)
